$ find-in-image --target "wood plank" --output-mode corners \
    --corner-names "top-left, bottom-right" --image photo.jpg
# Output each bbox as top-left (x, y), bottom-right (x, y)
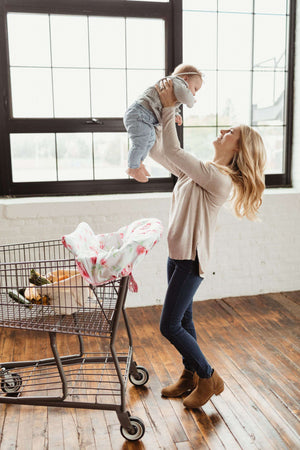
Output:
top-left (0, 404), bottom-right (7, 448)
top-left (16, 405), bottom-right (34, 449)
top-left (280, 291), bottom-right (300, 305)
top-left (90, 410), bottom-right (112, 450)
top-left (0, 290), bottom-right (299, 448)
top-left (175, 442), bottom-right (193, 449)
top-left (266, 292), bottom-right (300, 320)
top-left (199, 399), bottom-right (241, 449)
top-left (190, 317), bottom-right (267, 449)
top-left (219, 297), bottom-right (300, 394)
top-left (47, 407), bottom-right (64, 449)
top-left (199, 300), bottom-right (300, 449)
top-left (0, 405), bottom-right (21, 450)
top-left (218, 297), bottom-right (300, 377)
top-left (31, 405), bottom-right (48, 450)
top-left (75, 408), bottom-right (97, 450)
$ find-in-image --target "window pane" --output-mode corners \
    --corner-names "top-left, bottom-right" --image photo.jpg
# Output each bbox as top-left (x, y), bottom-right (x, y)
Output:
top-left (218, 71), bottom-right (251, 125)
top-left (218, 13), bottom-right (252, 70)
top-left (91, 69), bottom-right (126, 117)
top-left (57, 133), bottom-right (93, 180)
top-left (183, 127), bottom-right (217, 161)
top-left (183, 71), bottom-right (216, 126)
top-left (218, 0), bottom-right (252, 12)
top-left (255, 0), bottom-right (287, 14)
top-left (252, 71), bottom-right (285, 125)
top-left (126, 18), bottom-right (165, 69)
top-left (254, 126), bottom-right (284, 174)
top-left (254, 15), bottom-right (286, 70)
top-left (10, 134), bottom-right (56, 182)
top-left (53, 69), bottom-right (90, 117)
top-left (10, 68), bottom-right (53, 118)
top-left (7, 13), bottom-right (51, 67)
top-left (183, 0), bottom-right (217, 10)
top-left (89, 17), bottom-right (126, 68)
top-left (50, 15), bottom-right (89, 68)
top-left (127, 69), bottom-right (164, 107)
top-left (94, 133), bottom-right (128, 180)
top-left (183, 12), bottom-right (217, 70)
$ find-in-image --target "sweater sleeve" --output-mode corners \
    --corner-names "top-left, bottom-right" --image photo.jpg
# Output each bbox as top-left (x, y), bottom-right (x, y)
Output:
top-left (149, 125), bottom-right (184, 178)
top-left (161, 107), bottom-right (231, 197)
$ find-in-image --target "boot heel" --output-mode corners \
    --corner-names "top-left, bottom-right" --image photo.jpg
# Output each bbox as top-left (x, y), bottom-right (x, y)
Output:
top-left (215, 386), bottom-right (224, 395)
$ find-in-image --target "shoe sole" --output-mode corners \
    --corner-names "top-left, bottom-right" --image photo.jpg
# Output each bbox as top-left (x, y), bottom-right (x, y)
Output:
top-left (161, 387), bottom-right (195, 398)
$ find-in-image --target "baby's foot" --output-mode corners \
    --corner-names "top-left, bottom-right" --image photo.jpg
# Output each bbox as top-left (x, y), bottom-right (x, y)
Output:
top-left (126, 167), bottom-right (148, 183)
top-left (140, 163), bottom-right (151, 177)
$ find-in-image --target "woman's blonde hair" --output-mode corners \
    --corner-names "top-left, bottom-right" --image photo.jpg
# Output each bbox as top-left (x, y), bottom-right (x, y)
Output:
top-left (213, 125), bottom-right (267, 221)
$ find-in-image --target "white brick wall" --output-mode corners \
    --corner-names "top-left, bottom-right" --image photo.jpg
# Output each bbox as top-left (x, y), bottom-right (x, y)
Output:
top-left (1, 188), bottom-right (299, 308)
top-left (1, 5), bottom-right (299, 307)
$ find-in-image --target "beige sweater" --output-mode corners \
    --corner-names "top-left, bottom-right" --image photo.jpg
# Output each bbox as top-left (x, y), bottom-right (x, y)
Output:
top-left (149, 107), bottom-right (232, 276)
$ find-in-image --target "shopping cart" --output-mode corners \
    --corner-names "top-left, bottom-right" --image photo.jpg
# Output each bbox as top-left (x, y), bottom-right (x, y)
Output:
top-left (0, 239), bottom-right (149, 441)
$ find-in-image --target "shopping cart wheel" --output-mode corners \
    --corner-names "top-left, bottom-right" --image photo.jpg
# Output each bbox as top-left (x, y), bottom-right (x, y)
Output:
top-left (1, 372), bottom-right (22, 394)
top-left (120, 416), bottom-right (145, 441)
top-left (129, 366), bottom-right (149, 386)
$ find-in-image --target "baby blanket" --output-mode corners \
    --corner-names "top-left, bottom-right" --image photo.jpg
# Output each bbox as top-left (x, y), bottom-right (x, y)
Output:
top-left (62, 218), bottom-right (163, 292)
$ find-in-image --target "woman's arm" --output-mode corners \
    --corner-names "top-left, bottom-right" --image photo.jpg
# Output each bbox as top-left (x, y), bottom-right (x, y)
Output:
top-left (156, 80), bottom-right (214, 190)
top-left (149, 126), bottom-right (184, 178)
top-left (161, 107), bottom-right (213, 189)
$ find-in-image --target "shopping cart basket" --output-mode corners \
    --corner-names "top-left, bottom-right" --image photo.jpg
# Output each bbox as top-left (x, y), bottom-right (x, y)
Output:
top-left (0, 239), bottom-right (149, 441)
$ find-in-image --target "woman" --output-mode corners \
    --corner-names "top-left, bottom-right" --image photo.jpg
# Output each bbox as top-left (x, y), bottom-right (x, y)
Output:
top-left (149, 79), bottom-right (266, 409)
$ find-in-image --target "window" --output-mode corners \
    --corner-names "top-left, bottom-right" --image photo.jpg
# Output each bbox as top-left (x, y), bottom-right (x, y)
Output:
top-left (0, 0), bottom-right (180, 196)
top-left (0, 0), bottom-right (296, 197)
top-left (182, 0), bottom-right (295, 187)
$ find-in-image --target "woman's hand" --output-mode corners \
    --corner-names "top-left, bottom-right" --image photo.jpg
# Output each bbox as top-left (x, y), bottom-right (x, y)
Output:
top-left (175, 114), bottom-right (183, 126)
top-left (155, 78), bottom-right (177, 107)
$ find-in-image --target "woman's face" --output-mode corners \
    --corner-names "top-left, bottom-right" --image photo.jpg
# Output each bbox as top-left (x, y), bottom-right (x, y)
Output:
top-left (213, 127), bottom-right (241, 153)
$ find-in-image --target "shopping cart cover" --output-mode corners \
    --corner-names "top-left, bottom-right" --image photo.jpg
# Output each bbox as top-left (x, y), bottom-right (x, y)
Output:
top-left (62, 218), bottom-right (163, 292)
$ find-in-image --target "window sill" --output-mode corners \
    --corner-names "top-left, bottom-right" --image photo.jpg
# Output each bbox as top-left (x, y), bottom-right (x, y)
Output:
top-left (0, 191), bottom-right (172, 206)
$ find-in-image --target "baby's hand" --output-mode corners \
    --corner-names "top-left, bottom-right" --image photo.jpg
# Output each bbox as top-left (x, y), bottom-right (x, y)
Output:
top-left (155, 79), bottom-right (177, 107)
top-left (175, 115), bottom-right (183, 126)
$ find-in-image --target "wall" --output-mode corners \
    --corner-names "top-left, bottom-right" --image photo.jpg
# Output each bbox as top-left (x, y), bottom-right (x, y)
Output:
top-left (0, 187), bottom-right (299, 308)
top-left (0, 4), bottom-right (299, 308)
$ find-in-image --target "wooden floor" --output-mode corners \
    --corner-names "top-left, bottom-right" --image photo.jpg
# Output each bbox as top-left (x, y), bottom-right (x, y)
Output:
top-left (0, 291), bottom-right (299, 449)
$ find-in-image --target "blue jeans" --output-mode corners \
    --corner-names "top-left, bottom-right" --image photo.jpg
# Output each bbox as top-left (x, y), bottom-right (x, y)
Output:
top-left (124, 102), bottom-right (158, 169)
top-left (160, 256), bottom-right (213, 378)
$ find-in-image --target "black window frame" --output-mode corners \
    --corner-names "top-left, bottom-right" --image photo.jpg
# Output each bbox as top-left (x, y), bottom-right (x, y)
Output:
top-left (181, 0), bottom-right (296, 189)
top-left (0, 0), bottom-right (182, 197)
top-left (0, 0), bottom-right (296, 197)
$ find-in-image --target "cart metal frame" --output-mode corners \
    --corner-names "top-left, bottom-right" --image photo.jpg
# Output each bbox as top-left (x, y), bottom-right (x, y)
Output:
top-left (0, 239), bottom-right (148, 441)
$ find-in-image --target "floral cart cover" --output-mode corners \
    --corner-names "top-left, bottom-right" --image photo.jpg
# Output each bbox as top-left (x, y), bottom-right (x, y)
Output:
top-left (62, 218), bottom-right (163, 292)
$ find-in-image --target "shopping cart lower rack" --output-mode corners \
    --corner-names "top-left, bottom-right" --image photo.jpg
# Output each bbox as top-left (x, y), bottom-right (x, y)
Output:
top-left (0, 239), bottom-right (149, 441)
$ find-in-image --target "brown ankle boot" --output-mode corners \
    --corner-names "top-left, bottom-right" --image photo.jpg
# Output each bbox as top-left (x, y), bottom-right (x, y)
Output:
top-left (183, 369), bottom-right (224, 408)
top-left (161, 369), bottom-right (196, 397)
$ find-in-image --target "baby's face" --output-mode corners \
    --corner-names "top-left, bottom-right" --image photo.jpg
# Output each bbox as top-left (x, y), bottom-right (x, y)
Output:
top-left (187, 77), bottom-right (202, 96)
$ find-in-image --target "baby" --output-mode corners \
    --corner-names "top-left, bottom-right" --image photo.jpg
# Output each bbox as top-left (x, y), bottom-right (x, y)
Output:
top-left (124, 64), bottom-right (203, 182)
